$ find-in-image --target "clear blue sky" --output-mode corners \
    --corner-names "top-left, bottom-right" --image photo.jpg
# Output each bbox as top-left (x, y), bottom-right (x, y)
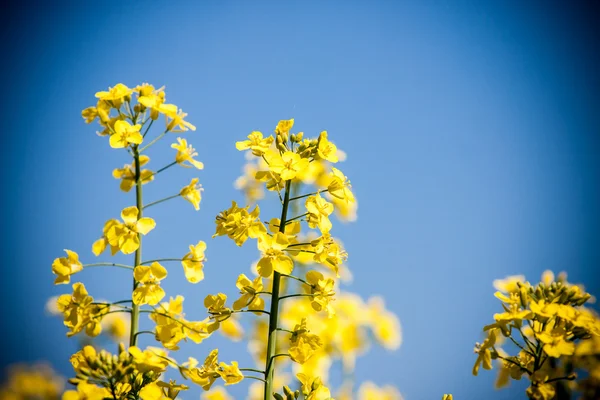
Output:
top-left (1, 1), bottom-right (599, 399)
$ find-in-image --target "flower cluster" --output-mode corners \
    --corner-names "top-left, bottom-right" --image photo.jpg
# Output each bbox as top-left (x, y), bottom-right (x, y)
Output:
top-left (46, 87), bottom-right (403, 400)
top-left (209, 119), bottom-right (402, 399)
top-left (473, 270), bottom-right (600, 399)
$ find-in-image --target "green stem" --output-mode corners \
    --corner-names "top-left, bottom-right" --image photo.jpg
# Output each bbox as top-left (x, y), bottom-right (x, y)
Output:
top-left (83, 263), bottom-right (134, 270)
top-left (246, 376), bottom-right (268, 383)
top-left (264, 180), bottom-right (292, 400)
top-left (133, 330), bottom-right (155, 340)
top-left (288, 190), bottom-right (323, 202)
top-left (141, 161), bottom-right (178, 183)
top-left (240, 368), bottom-right (265, 375)
top-left (285, 212), bottom-right (309, 223)
top-left (143, 193), bottom-right (181, 210)
top-left (129, 146), bottom-right (144, 347)
top-left (279, 293), bottom-right (316, 300)
top-left (545, 375), bottom-right (576, 384)
top-left (280, 274), bottom-right (311, 287)
top-left (142, 119), bottom-right (154, 138)
top-left (139, 129), bottom-right (169, 153)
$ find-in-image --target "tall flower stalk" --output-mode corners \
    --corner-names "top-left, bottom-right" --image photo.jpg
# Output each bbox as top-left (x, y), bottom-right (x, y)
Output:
top-left (49, 86), bottom-right (404, 399)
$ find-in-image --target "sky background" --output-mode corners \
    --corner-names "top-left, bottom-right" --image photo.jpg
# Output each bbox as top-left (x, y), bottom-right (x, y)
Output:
top-left (1, 1), bottom-right (599, 399)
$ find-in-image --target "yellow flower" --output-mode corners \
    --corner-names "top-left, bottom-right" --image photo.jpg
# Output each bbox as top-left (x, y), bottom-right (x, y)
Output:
top-left (473, 329), bottom-right (497, 376)
top-left (357, 381), bottom-right (403, 400)
top-left (268, 217), bottom-right (301, 236)
top-left (101, 312), bottom-right (129, 341)
top-left (327, 167), bottom-right (354, 203)
top-left (56, 283), bottom-right (106, 337)
top-left (367, 297), bottom-right (402, 350)
top-left (255, 169), bottom-right (285, 192)
top-left (256, 232), bottom-right (294, 277)
top-left (305, 271), bottom-right (335, 317)
top-left (288, 319), bottom-right (323, 364)
top-left (180, 178), bottom-right (203, 210)
top-left (236, 131), bottom-right (274, 156)
top-left (0, 363), bottom-right (64, 400)
top-left (275, 119), bottom-right (294, 136)
top-left (202, 386), bottom-right (233, 400)
top-left (81, 107), bottom-right (99, 124)
top-left (310, 233), bottom-right (347, 276)
top-left (316, 131), bottom-right (338, 163)
top-left (493, 303), bottom-right (532, 324)
top-left (128, 346), bottom-right (169, 373)
top-left (213, 201), bottom-right (267, 246)
top-left (132, 262), bottom-right (168, 305)
top-left (152, 296), bottom-right (212, 349)
top-left (205, 293), bottom-right (232, 325)
top-left (106, 206), bottom-right (156, 255)
top-left (109, 120), bottom-right (143, 149)
top-left (296, 373), bottom-right (331, 400)
top-left (158, 104), bottom-right (196, 132)
top-left (306, 194), bottom-right (333, 233)
top-left (182, 350), bottom-right (220, 390)
top-left (217, 361), bottom-right (244, 385)
top-left (52, 250), bottom-right (83, 285)
top-left (112, 155), bottom-right (154, 192)
top-left (137, 85), bottom-right (166, 120)
top-left (172, 137), bottom-right (204, 169)
top-left (526, 383), bottom-right (556, 400)
top-left (95, 83), bottom-right (132, 105)
top-left (330, 194), bottom-right (358, 222)
top-left (139, 382), bottom-right (164, 400)
top-left (181, 241), bottom-right (207, 283)
top-left (493, 275), bottom-right (526, 293)
top-left (529, 300), bottom-right (560, 319)
top-left (156, 380), bottom-right (188, 400)
top-left (63, 382), bottom-right (111, 400)
top-left (235, 161), bottom-right (265, 204)
top-left (92, 219), bottom-right (121, 256)
top-left (232, 274), bottom-right (264, 312)
top-left (536, 326), bottom-right (575, 357)
top-left (267, 151), bottom-right (309, 181)
top-left (219, 317), bottom-right (245, 342)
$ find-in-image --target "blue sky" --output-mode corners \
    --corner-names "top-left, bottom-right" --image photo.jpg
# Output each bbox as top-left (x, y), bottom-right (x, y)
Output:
top-left (1, 1), bottom-right (599, 399)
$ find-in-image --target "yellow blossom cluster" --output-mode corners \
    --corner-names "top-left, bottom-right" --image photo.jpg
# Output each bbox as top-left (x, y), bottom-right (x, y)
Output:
top-left (208, 119), bottom-right (401, 399)
top-left (46, 87), bottom-right (404, 400)
top-left (0, 364), bottom-right (64, 400)
top-left (473, 270), bottom-right (600, 399)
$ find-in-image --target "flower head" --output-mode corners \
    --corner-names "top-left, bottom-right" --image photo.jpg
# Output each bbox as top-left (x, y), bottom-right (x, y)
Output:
top-left (52, 250), bottom-right (83, 285)
top-left (182, 241), bottom-right (207, 283)
top-left (109, 120), bottom-right (143, 149)
top-left (132, 262), bottom-right (168, 305)
top-left (106, 206), bottom-right (156, 255)
top-left (172, 137), bottom-right (204, 169)
top-left (180, 178), bottom-right (203, 211)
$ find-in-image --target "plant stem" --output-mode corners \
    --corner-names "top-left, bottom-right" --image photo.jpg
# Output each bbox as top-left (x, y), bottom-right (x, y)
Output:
top-left (83, 263), bottom-right (134, 270)
top-left (281, 273), bottom-right (311, 287)
top-left (288, 190), bottom-right (323, 202)
top-left (140, 258), bottom-right (184, 265)
top-left (264, 180), bottom-right (291, 400)
top-left (143, 193), bottom-right (181, 210)
top-left (129, 146), bottom-right (144, 347)
top-left (279, 293), bottom-right (316, 300)
top-left (139, 129), bottom-right (169, 153)
top-left (142, 119), bottom-right (154, 138)
top-left (240, 368), bottom-right (265, 375)
top-left (141, 161), bottom-right (178, 183)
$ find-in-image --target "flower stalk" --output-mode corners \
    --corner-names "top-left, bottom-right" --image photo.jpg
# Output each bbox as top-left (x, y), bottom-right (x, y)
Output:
top-left (264, 180), bottom-right (292, 399)
top-left (129, 145), bottom-right (143, 347)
